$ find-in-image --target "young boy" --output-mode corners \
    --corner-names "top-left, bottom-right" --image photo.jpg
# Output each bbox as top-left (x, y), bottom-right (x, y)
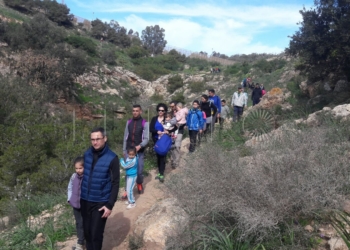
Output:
top-left (220, 99), bottom-right (230, 129)
top-left (186, 100), bottom-right (204, 153)
top-left (67, 156), bottom-right (85, 250)
top-left (120, 147), bottom-right (138, 209)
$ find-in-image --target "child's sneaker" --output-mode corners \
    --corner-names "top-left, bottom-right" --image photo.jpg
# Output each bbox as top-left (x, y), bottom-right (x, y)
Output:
top-left (155, 173), bottom-right (161, 180)
top-left (126, 203), bottom-right (136, 209)
top-left (121, 191), bottom-right (127, 200)
top-left (75, 243), bottom-right (84, 250)
top-left (137, 183), bottom-right (144, 194)
top-left (159, 175), bottom-right (164, 183)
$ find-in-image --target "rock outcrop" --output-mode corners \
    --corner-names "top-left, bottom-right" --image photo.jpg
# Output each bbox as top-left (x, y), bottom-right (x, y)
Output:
top-left (134, 198), bottom-right (189, 249)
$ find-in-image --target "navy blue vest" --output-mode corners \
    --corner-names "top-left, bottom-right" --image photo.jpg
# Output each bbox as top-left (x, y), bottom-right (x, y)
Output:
top-left (81, 145), bottom-right (116, 202)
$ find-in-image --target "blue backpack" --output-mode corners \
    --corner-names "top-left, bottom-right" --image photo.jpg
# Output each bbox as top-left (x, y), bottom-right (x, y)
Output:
top-left (154, 134), bottom-right (172, 156)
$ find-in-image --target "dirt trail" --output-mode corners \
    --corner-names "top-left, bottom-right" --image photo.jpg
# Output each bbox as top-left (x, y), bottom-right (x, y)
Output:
top-left (59, 140), bottom-right (188, 250)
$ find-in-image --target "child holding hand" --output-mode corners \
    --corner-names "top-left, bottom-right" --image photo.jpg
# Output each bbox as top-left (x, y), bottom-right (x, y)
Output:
top-left (120, 147), bottom-right (138, 209)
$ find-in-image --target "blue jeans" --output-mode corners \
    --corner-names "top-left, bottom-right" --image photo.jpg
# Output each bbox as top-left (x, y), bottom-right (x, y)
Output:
top-left (233, 106), bottom-right (243, 122)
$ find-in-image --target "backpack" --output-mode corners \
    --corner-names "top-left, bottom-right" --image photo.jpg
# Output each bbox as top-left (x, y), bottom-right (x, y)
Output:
top-left (242, 78), bottom-right (247, 88)
top-left (154, 134), bottom-right (172, 156)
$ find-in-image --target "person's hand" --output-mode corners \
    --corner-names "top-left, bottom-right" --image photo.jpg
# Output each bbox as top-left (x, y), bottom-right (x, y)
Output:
top-left (157, 131), bottom-right (163, 135)
top-left (99, 206), bottom-right (112, 218)
top-left (217, 114), bottom-right (220, 118)
top-left (184, 126), bottom-right (188, 130)
top-left (199, 129), bottom-right (203, 133)
top-left (135, 145), bottom-right (141, 152)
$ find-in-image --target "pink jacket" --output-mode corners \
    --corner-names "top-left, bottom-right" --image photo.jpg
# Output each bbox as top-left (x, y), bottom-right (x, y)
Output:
top-left (175, 107), bottom-right (188, 125)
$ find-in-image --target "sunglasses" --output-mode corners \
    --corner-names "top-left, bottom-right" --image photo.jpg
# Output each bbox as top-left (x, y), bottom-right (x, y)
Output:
top-left (158, 109), bottom-right (165, 112)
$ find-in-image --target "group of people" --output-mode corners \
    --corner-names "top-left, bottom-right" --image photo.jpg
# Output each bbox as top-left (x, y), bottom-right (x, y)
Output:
top-left (65, 84), bottom-right (267, 250)
top-left (210, 67), bottom-right (221, 73)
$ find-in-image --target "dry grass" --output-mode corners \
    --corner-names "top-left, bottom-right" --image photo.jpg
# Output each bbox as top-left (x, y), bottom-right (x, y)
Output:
top-left (166, 120), bottom-right (350, 242)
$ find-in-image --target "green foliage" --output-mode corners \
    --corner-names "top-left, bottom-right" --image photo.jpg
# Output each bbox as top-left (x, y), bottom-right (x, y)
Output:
top-left (186, 58), bottom-right (210, 71)
top-left (286, 0), bottom-right (350, 84)
top-left (188, 81), bottom-right (206, 93)
top-left (123, 87), bottom-right (140, 103)
top-left (141, 25), bottom-right (167, 54)
top-left (168, 49), bottom-right (186, 63)
top-left (102, 48), bottom-right (117, 65)
top-left (194, 224), bottom-right (252, 250)
top-left (253, 59), bottom-right (287, 73)
top-left (4, 0), bottom-right (73, 27)
top-left (65, 35), bottom-right (97, 56)
top-left (0, 194), bottom-right (75, 249)
top-left (126, 45), bottom-right (149, 59)
top-left (172, 92), bottom-right (186, 104)
top-left (0, 6), bottom-right (29, 22)
top-left (91, 19), bottom-right (131, 48)
top-left (330, 211), bottom-right (350, 248)
top-left (167, 74), bottom-right (184, 93)
top-left (150, 93), bottom-right (165, 103)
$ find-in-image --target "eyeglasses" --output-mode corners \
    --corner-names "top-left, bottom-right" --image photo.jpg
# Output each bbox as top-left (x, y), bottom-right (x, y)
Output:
top-left (158, 109), bottom-right (165, 112)
top-left (91, 137), bottom-right (104, 142)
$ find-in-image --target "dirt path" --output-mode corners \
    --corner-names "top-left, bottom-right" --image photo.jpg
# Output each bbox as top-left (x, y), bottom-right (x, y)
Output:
top-left (59, 139), bottom-right (188, 250)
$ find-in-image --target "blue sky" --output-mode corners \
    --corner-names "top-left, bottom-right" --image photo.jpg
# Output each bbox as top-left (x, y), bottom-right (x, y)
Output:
top-left (65, 0), bottom-right (314, 56)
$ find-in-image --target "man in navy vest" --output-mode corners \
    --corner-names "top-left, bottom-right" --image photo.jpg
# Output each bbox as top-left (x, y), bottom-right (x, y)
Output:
top-left (122, 104), bottom-right (149, 194)
top-left (80, 127), bottom-right (120, 250)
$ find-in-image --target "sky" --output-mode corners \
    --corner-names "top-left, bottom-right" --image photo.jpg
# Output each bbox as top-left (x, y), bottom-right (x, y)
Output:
top-left (65, 0), bottom-right (314, 56)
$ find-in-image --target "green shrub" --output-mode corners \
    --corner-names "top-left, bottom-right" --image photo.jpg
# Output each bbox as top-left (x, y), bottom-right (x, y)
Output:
top-left (254, 59), bottom-right (287, 73)
top-left (126, 45), bottom-right (149, 59)
top-left (188, 81), bottom-right (206, 93)
top-left (65, 35), bottom-right (97, 56)
top-left (167, 75), bottom-right (184, 93)
top-left (150, 93), bottom-right (164, 103)
top-left (186, 58), bottom-right (210, 71)
top-left (171, 91), bottom-right (186, 103)
top-left (102, 48), bottom-right (117, 65)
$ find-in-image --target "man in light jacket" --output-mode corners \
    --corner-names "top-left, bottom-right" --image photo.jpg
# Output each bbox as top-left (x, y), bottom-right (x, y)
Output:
top-left (231, 86), bottom-right (248, 122)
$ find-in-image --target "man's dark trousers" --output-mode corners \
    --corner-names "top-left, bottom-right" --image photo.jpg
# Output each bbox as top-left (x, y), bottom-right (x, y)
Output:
top-left (81, 199), bottom-right (108, 250)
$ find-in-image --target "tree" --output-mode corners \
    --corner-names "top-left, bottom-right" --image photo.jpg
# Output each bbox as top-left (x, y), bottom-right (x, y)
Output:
top-left (141, 25), bottom-right (167, 55)
top-left (286, 0), bottom-right (350, 86)
top-left (91, 19), bottom-right (108, 39)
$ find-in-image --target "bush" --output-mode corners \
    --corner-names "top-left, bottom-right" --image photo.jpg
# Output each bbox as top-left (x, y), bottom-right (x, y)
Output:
top-left (126, 45), bottom-right (149, 59)
top-left (188, 81), bottom-right (206, 93)
top-left (65, 35), bottom-right (97, 56)
top-left (171, 92), bottom-right (185, 104)
top-left (166, 121), bottom-right (350, 241)
top-left (186, 58), bottom-right (210, 71)
top-left (101, 48), bottom-right (117, 65)
top-left (167, 75), bottom-right (184, 93)
top-left (254, 59), bottom-right (287, 73)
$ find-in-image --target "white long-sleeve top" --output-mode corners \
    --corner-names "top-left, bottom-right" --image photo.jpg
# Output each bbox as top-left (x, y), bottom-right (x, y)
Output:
top-left (231, 91), bottom-right (248, 107)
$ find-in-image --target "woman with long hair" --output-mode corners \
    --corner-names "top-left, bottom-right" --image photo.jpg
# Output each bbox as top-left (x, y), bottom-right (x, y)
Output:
top-left (149, 103), bottom-right (169, 182)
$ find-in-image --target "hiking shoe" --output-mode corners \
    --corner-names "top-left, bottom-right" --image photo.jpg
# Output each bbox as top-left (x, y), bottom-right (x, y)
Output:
top-left (121, 191), bottom-right (127, 200)
top-left (159, 175), bottom-right (164, 183)
top-left (155, 173), bottom-right (161, 180)
top-left (75, 243), bottom-right (84, 250)
top-left (126, 203), bottom-right (136, 209)
top-left (137, 183), bottom-right (144, 194)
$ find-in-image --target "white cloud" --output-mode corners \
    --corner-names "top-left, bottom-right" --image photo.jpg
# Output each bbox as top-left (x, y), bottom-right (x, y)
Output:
top-left (71, 0), bottom-right (307, 54)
